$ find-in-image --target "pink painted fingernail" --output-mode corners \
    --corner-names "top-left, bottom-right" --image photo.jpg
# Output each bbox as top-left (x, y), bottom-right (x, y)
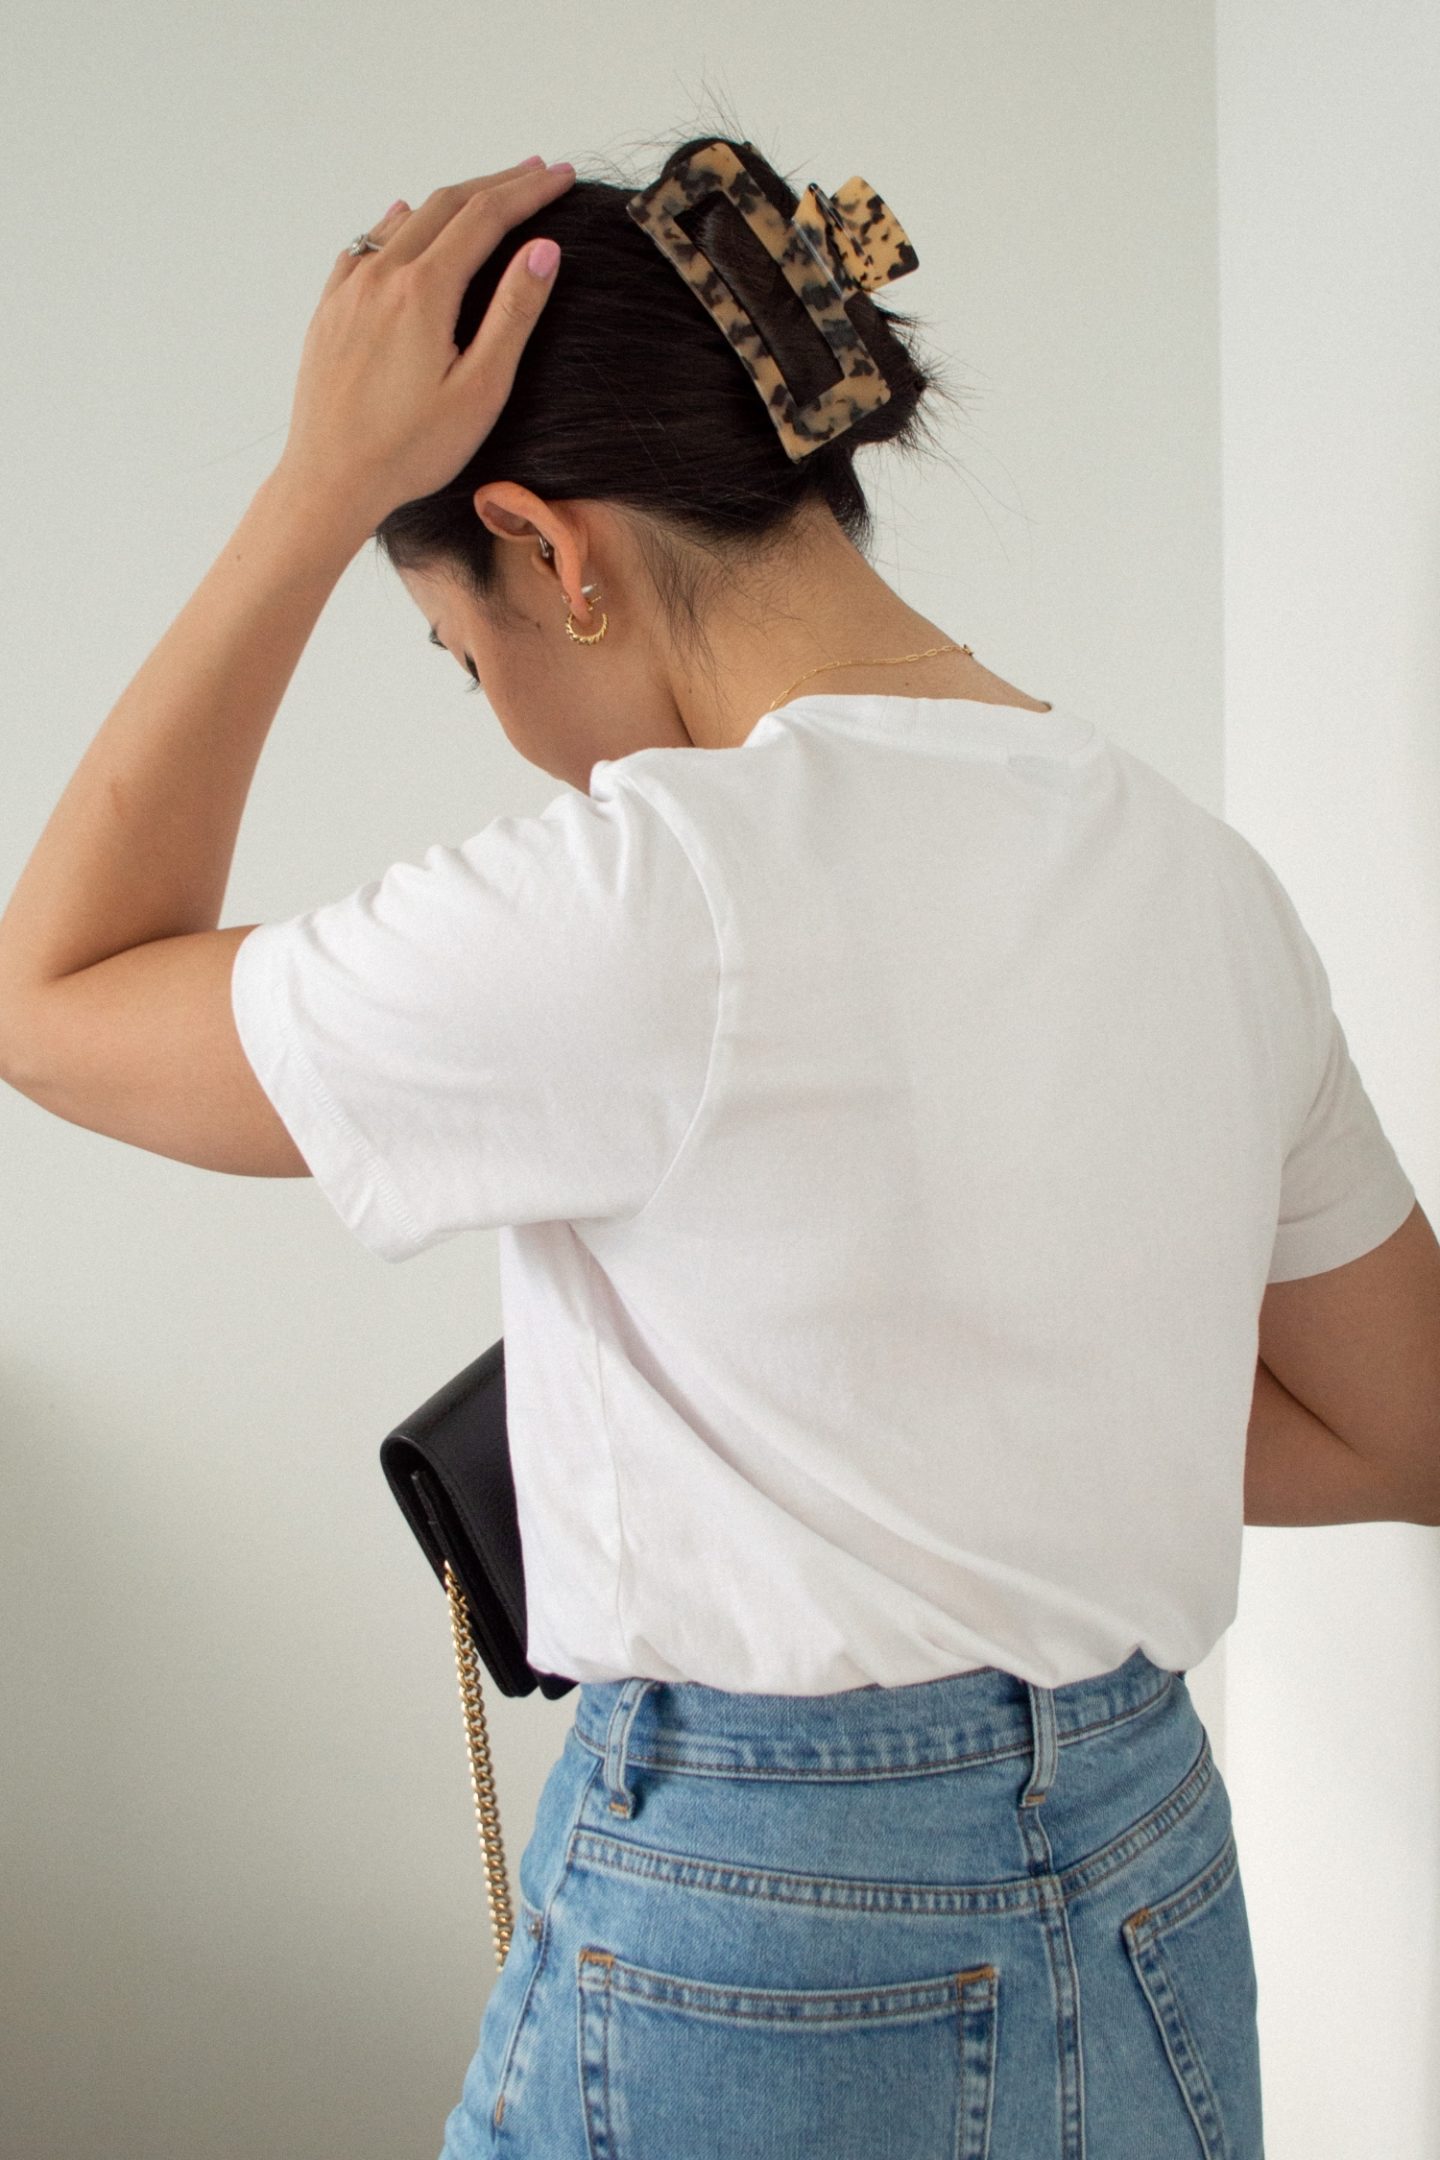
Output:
top-left (384, 199), bottom-right (408, 217)
top-left (526, 238), bottom-right (561, 278)
top-left (520, 155), bottom-right (546, 169)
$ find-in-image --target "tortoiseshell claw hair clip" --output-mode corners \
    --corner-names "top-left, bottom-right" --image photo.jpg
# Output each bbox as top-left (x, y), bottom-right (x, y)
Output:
top-left (625, 139), bottom-right (919, 462)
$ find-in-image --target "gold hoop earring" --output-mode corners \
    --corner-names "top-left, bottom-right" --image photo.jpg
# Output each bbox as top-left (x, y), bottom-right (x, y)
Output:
top-left (565, 581), bottom-right (608, 644)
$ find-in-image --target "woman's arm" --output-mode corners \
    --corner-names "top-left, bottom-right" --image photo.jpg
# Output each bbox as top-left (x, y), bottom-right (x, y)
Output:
top-left (1243, 1354), bottom-right (1431, 1525)
top-left (0, 469), bottom-right (365, 1177)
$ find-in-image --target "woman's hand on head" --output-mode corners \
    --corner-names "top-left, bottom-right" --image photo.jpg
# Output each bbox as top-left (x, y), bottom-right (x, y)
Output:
top-left (275, 158), bottom-right (575, 534)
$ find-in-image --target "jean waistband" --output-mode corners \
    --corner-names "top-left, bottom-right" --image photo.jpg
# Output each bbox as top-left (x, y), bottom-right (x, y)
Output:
top-left (573, 1647), bottom-right (1181, 1819)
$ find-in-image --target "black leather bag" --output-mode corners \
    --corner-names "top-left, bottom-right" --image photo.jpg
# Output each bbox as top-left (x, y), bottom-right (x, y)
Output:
top-left (379, 1339), bottom-right (575, 1968)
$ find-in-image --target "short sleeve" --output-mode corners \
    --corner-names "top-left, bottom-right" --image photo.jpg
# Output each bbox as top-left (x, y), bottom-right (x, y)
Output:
top-left (1262, 872), bottom-right (1415, 1284)
top-left (230, 776), bottom-right (720, 1262)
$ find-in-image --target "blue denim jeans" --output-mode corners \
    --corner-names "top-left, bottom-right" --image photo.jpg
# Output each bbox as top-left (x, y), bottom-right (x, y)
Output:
top-left (437, 1646), bottom-right (1263, 2158)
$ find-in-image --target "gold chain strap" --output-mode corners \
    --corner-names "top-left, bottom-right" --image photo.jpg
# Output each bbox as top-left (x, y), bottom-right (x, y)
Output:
top-left (443, 1560), bottom-right (516, 1971)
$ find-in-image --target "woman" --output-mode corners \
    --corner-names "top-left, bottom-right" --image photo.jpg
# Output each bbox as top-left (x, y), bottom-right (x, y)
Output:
top-left (2, 130), bottom-right (1431, 2159)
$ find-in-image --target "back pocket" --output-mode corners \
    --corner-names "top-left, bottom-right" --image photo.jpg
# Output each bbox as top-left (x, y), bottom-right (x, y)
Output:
top-left (1122, 1827), bottom-right (1264, 2159)
top-left (576, 1944), bottom-right (999, 2160)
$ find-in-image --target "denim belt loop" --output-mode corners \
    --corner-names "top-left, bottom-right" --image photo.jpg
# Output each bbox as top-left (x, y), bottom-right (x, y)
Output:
top-left (603, 1678), bottom-right (660, 1817)
top-left (1020, 1677), bottom-right (1059, 1807)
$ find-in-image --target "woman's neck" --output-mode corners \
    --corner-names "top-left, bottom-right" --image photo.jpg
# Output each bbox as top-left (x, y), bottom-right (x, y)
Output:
top-left (670, 516), bottom-right (1052, 746)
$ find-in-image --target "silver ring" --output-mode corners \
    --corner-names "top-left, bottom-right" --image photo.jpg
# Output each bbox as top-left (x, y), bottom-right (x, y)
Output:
top-left (345, 232), bottom-right (383, 257)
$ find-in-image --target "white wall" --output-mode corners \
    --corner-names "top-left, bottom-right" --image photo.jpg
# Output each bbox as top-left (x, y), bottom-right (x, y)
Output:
top-left (1217, 5), bottom-right (1440, 2152)
top-left (5, 2), bottom-right (1388, 2153)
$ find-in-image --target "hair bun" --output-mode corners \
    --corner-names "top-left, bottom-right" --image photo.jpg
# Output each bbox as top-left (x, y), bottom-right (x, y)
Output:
top-left (375, 126), bottom-right (962, 614)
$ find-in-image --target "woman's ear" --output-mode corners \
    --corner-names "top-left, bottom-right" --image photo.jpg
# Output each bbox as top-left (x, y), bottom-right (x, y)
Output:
top-left (474, 489), bottom-right (567, 590)
top-left (472, 487), bottom-right (594, 617)
top-left (474, 488), bottom-right (538, 542)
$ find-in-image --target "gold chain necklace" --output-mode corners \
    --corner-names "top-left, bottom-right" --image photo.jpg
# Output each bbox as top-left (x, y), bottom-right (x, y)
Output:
top-left (762, 641), bottom-right (973, 718)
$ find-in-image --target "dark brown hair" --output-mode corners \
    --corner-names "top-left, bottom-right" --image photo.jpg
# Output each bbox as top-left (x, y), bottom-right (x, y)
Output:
top-left (374, 125), bottom-right (966, 663)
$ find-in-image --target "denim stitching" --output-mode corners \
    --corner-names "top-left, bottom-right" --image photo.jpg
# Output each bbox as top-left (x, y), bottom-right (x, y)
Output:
top-left (1123, 1824), bottom-right (1238, 1943)
top-left (570, 1665), bottom-right (1176, 1781)
top-left (560, 1730), bottom-right (1215, 1922)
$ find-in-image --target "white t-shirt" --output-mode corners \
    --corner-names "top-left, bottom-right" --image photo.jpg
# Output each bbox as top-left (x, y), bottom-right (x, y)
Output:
top-left (230, 693), bottom-right (1417, 1693)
